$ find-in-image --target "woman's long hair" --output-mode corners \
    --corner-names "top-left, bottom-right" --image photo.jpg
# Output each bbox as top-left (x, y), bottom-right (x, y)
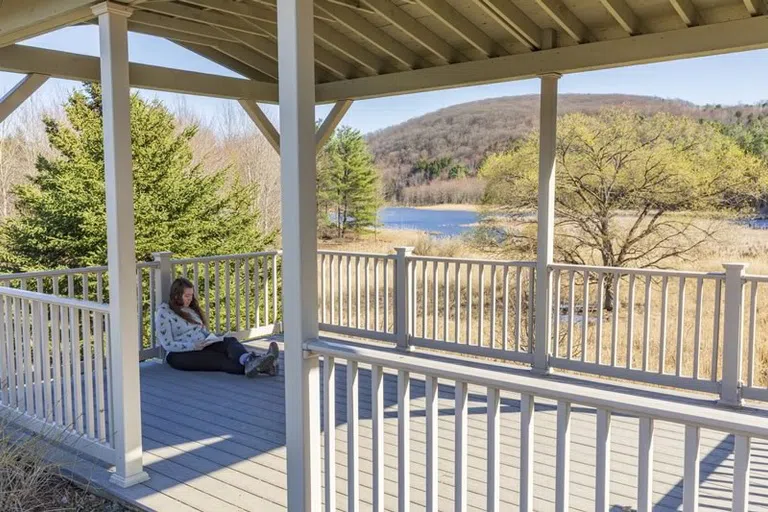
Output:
top-left (169, 277), bottom-right (207, 328)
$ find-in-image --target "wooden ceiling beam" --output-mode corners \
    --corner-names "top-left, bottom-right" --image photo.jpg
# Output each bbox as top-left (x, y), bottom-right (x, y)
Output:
top-left (415, 0), bottom-right (501, 57)
top-left (669, 0), bottom-right (699, 26)
top-left (139, 2), bottom-right (268, 36)
top-left (316, 15), bottom-right (768, 102)
top-left (242, 12), bottom-right (379, 76)
top-left (743, 0), bottom-right (767, 15)
top-left (0, 0), bottom-right (94, 47)
top-left (361, 0), bottom-right (464, 64)
top-left (532, 0), bottom-right (591, 43)
top-left (315, 0), bottom-right (425, 70)
top-left (0, 43), bottom-right (279, 102)
top-left (177, 42), bottom-right (276, 82)
top-left (475, 0), bottom-right (542, 50)
top-left (123, 21), bottom-right (280, 80)
top-left (598, 0), bottom-right (640, 35)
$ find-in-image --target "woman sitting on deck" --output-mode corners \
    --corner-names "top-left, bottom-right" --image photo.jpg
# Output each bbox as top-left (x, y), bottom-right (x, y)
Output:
top-left (155, 277), bottom-right (279, 377)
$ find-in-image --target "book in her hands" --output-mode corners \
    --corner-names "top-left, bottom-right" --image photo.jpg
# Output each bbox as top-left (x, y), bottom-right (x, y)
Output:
top-left (200, 333), bottom-right (224, 347)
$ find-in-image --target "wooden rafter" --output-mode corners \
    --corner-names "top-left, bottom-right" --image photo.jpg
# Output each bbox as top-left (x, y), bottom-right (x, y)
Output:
top-left (669, 0), bottom-right (699, 27)
top-left (116, 20), bottom-right (281, 80)
top-left (361, 0), bottom-right (464, 64)
top-left (743, 0), bottom-right (767, 15)
top-left (0, 0), bottom-right (93, 47)
top-left (183, 0), bottom-right (377, 77)
top-left (315, 0), bottom-right (425, 70)
top-left (177, 42), bottom-right (277, 82)
top-left (533, 0), bottom-right (591, 44)
top-left (315, 15), bottom-right (768, 102)
top-left (598, 0), bottom-right (640, 34)
top-left (475, 0), bottom-right (542, 50)
top-left (139, 2), bottom-right (268, 36)
top-left (416, 0), bottom-right (500, 58)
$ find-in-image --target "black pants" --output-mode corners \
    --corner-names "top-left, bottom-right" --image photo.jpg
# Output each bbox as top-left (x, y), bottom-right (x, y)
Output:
top-left (166, 337), bottom-right (248, 375)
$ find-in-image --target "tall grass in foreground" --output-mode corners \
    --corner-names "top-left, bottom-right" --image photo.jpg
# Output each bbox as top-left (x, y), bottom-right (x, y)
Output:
top-left (0, 422), bottom-right (120, 511)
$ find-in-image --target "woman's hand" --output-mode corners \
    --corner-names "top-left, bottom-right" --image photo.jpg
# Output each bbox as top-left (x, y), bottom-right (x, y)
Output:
top-left (193, 339), bottom-right (208, 351)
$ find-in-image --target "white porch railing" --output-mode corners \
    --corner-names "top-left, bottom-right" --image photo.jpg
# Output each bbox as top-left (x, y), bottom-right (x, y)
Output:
top-left (318, 250), bottom-right (397, 342)
top-left (307, 339), bottom-right (765, 512)
top-left (0, 248), bottom-right (764, 405)
top-left (408, 255), bottom-right (537, 364)
top-left (548, 264), bottom-right (726, 395)
top-left (0, 287), bottom-right (114, 464)
top-left (743, 272), bottom-right (768, 402)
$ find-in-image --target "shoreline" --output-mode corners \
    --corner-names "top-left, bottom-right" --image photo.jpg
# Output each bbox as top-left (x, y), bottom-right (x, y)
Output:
top-left (391, 204), bottom-right (481, 212)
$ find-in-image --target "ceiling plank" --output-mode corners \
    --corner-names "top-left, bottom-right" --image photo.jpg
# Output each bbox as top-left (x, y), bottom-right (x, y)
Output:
top-left (0, 4), bottom-right (94, 48)
top-left (0, 43), bottom-right (278, 102)
top-left (215, 42), bottom-right (279, 80)
top-left (177, 42), bottom-right (276, 82)
top-left (131, 10), bottom-right (236, 41)
top-left (743, 0), bottom-right (767, 15)
top-left (532, 0), bottom-right (591, 43)
top-left (669, 0), bottom-right (699, 26)
top-left (316, 15), bottom-right (768, 102)
top-left (244, 12), bottom-right (379, 76)
top-left (139, 2), bottom-right (268, 36)
top-left (361, 0), bottom-right (464, 64)
top-left (184, 0), bottom-right (379, 76)
top-left (475, 0), bottom-right (542, 50)
top-left (598, 0), bottom-right (640, 34)
top-left (315, 0), bottom-right (425, 70)
top-left (123, 21), bottom-right (281, 80)
top-left (415, 0), bottom-right (500, 57)
top-left (178, 0), bottom-right (278, 23)
top-left (0, 0), bottom-right (94, 46)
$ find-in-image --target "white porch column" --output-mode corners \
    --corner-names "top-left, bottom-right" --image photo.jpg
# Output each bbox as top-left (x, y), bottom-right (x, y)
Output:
top-left (93, 2), bottom-right (149, 487)
top-left (277, 0), bottom-right (322, 509)
top-left (533, 72), bottom-right (560, 374)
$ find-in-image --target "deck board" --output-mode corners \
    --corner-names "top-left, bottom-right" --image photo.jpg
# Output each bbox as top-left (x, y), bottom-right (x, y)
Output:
top-left (70, 339), bottom-right (768, 511)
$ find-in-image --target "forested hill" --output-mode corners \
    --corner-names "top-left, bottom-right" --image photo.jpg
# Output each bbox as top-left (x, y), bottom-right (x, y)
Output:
top-left (367, 94), bottom-right (768, 176)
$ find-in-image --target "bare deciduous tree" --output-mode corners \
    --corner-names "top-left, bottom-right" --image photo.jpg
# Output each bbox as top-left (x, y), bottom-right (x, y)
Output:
top-left (481, 109), bottom-right (767, 308)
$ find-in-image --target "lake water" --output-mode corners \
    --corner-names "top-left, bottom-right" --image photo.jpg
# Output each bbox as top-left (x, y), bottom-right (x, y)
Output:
top-left (378, 207), bottom-right (768, 238)
top-left (378, 207), bottom-right (478, 238)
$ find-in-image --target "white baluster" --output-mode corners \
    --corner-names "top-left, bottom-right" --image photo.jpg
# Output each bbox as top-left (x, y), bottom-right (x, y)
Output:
top-left (398, 370), bottom-right (410, 512)
top-left (683, 425), bottom-right (700, 511)
top-left (555, 400), bottom-right (571, 512)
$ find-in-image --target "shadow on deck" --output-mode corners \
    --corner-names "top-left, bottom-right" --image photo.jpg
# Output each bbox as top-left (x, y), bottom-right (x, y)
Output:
top-left (63, 338), bottom-right (768, 512)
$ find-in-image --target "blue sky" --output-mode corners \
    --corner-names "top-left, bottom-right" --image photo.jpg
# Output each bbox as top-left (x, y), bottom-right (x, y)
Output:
top-left (2, 25), bottom-right (768, 134)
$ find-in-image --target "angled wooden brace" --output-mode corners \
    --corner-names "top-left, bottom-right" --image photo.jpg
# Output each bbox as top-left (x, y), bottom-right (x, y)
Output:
top-left (0, 73), bottom-right (49, 124)
top-left (239, 99), bottom-right (353, 155)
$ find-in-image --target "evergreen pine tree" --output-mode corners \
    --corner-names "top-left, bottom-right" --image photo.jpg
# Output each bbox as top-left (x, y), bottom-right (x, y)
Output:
top-left (0, 83), bottom-right (274, 271)
top-left (318, 126), bottom-right (380, 238)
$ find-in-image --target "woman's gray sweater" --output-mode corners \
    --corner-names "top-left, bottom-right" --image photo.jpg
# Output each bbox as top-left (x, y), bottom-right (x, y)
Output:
top-left (155, 302), bottom-right (214, 353)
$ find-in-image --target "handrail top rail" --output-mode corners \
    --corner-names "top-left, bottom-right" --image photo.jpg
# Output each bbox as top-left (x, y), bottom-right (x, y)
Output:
top-left (317, 249), bottom-right (396, 259)
top-left (550, 263), bottom-right (725, 279)
top-left (0, 265), bottom-right (109, 280)
top-left (745, 274), bottom-right (768, 283)
top-left (306, 338), bottom-right (768, 438)
top-left (410, 255), bottom-right (536, 267)
top-left (0, 286), bottom-right (111, 313)
top-left (170, 250), bottom-right (281, 265)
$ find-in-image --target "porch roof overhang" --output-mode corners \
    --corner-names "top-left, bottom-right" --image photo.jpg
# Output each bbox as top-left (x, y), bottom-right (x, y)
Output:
top-left (0, 0), bottom-right (766, 105)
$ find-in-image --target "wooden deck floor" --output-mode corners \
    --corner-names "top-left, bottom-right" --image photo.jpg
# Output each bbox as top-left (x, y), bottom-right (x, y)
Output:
top-left (70, 339), bottom-right (768, 512)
